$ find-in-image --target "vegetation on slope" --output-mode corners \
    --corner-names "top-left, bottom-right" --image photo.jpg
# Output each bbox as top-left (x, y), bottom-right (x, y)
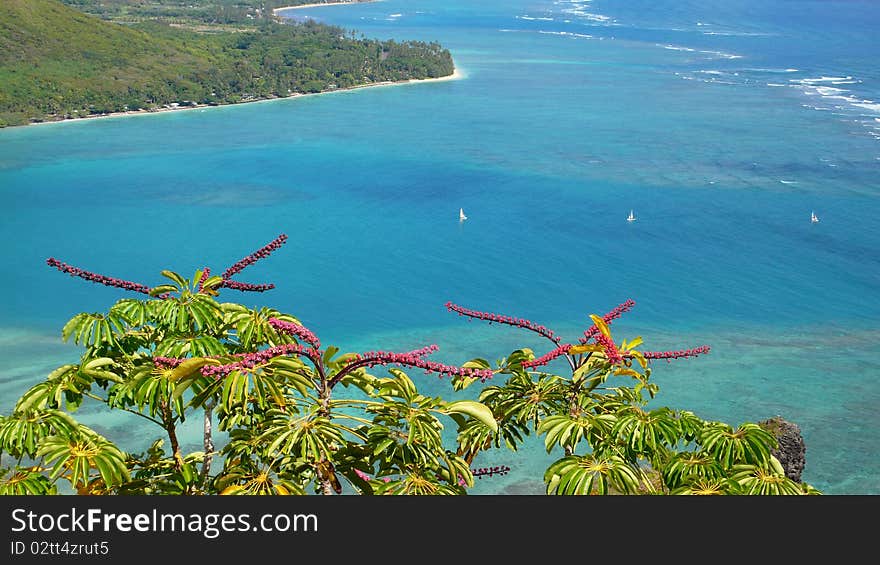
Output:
top-left (59, 1), bottom-right (370, 27)
top-left (0, 0), bottom-right (454, 127)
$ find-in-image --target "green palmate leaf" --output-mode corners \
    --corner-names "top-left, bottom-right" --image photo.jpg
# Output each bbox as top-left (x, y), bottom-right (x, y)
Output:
top-left (260, 413), bottom-right (344, 463)
top-left (16, 366), bottom-right (89, 412)
top-left (675, 410), bottom-right (706, 441)
top-left (199, 275), bottom-right (224, 291)
top-left (0, 409), bottom-right (79, 459)
top-left (612, 406), bottom-right (681, 457)
top-left (114, 364), bottom-right (183, 418)
top-left (661, 452), bottom-right (726, 489)
top-left (544, 454), bottom-right (640, 495)
top-left (504, 348), bottom-right (534, 368)
top-left (462, 358), bottom-right (492, 370)
top-left (169, 358), bottom-right (221, 382)
top-left (160, 270), bottom-right (188, 288)
top-left (375, 369), bottom-right (418, 402)
top-left (538, 414), bottom-right (597, 454)
top-left (82, 358), bottom-right (124, 383)
top-left (322, 346), bottom-right (340, 366)
top-left (221, 368), bottom-right (286, 413)
top-left (0, 467), bottom-right (57, 495)
top-left (670, 478), bottom-right (741, 495)
top-left (270, 357), bottom-right (317, 398)
top-left (110, 298), bottom-right (151, 326)
top-left (149, 285), bottom-right (178, 297)
top-left (224, 306), bottom-right (297, 349)
top-left (61, 312), bottom-right (126, 348)
top-left (699, 422), bottom-right (776, 468)
top-left (730, 461), bottom-right (806, 495)
top-left (442, 400), bottom-right (498, 433)
top-left (153, 294), bottom-right (223, 334)
top-left (37, 427), bottom-right (129, 490)
top-left (571, 355), bottom-right (604, 383)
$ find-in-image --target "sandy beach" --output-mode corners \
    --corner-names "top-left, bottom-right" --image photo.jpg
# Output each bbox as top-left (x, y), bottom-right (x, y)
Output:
top-left (272, 1), bottom-right (381, 16)
top-left (22, 65), bottom-right (463, 129)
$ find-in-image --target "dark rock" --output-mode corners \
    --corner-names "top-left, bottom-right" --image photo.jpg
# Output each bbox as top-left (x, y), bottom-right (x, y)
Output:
top-left (759, 416), bottom-right (806, 482)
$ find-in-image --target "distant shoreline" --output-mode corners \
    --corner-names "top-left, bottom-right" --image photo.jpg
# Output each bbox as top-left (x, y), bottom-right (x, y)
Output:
top-left (20, 66), bottom-right (463, 129)
top-left (272, 1), bottom-right (381, 16)
top-left (9, 0), bottom-right (458, 130)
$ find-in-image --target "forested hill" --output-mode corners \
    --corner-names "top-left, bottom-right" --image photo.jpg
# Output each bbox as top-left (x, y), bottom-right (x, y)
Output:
top-left (57, 1), bottom-right (371, 25)
top-left (0, 0), bottom-right (454, 127)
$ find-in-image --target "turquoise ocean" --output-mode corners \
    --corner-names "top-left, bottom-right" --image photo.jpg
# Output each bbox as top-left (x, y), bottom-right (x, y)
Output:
top-left (1, 0), bottom-right (879, 494)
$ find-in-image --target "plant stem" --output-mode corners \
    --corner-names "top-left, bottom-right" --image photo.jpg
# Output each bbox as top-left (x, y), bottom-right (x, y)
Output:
top-left (200, 399), bottom-right (215, 490)
top-left (161, 402), bottom-right (183, 471)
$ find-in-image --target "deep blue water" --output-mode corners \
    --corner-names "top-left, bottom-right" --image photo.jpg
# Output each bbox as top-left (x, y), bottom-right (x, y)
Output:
top-left (1, 0), bottom-right (879, 494)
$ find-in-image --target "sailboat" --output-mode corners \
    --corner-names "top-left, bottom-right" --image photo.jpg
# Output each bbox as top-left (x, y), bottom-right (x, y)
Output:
top-left (811, 211), bottom-right (819, 223)
top-left (459, 208), bottom-right (468, 222)
top-left (626, 209), bottom-right (636, 222)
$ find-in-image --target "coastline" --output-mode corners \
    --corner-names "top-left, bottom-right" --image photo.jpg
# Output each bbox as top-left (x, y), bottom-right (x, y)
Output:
top-left (272, 1), bottom-right (381, 16)
top-left (7, 0), bottom-right (456, 130)
top-left (17, 66), bottom-right (463, 129)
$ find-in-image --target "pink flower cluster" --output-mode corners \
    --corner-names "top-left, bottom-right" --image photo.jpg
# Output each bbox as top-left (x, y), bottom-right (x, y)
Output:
top-left (197, 267), bottom-right (211, 292)
top-left (639, 345), bottom-right (710, 362)
top-left (153, 343), bottom-right (312, 379)
top-left (594, 333), bottom-right (623, 364)
top-left (580, 299), bottom-right (636, 343)
top-left (46, 258), bottom-right (154, 295)
top-left (197, 343), bottom-right (313, 379)
top-left (219, 280), bottom-right (276, 293)
top-left (353, 469), bottom-right (391, 483)
top-left (521, 344), bottom-right (572, 369)
top-left (221, 234), bottom-right (288, 280)
top-left (445, 302), bottom-right (561, 344)
top-left (472, 465), bottom-right (511, 479)
top-left (153, 356), bottom-right (185, 369)
top-left (268, 318), bottom-right (321, 349)
top-left (344, 345), bottom-right (494, 382)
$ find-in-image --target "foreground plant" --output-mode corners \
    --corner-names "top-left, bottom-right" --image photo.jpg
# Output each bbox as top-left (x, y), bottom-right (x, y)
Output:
top-left (0, 235), bottom-right (820, 495)
top-left (444, 300), bottom-right (818, 495)
top-left (2, 235), bottom-right (494, 495)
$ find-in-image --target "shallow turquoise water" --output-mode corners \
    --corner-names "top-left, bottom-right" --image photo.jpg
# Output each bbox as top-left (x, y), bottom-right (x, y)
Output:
top-left (1, 0), bottom-right (879, 494)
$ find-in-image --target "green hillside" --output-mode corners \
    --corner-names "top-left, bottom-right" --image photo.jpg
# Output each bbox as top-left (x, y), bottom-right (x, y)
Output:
top-left (0, 0), bottom-right (454, 127)
top-left (57, 1), bottom-right (360, 26)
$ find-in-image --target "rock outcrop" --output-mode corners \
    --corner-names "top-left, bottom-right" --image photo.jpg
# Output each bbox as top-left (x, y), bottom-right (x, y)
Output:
top-left (759, 416), bottom-right (806, 482)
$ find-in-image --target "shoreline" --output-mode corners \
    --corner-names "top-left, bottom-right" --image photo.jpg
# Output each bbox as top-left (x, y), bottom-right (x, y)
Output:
top-left (17, 66), bottom-right (463, 130)
top-left (11, 0), bottom-right (458, 130)
top-left (272, 1), bottom-right (381, 15)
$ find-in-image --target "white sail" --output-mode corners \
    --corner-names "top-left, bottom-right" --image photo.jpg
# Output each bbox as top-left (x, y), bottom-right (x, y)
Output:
top-left (459, 208), bottom-right (468, 221)
top-left (626, 209), bottom-right (635, 222)
top-left (811, 211), bottom-right (819, 223)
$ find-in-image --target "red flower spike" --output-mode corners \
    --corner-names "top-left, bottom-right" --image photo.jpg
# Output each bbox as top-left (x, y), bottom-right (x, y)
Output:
top-left (472, 465), bottom-right (511, 479)
top-left (580, 299), bottom-right (636, 343)
top-left (638, 345), bottom-right (710, 362)
top-left (522, 344), bottom-right (573, 369)
top-left (445, 301), bottom-right (561, 344)
top-left (46, 257), bottom-right (163, 297)
top-left (221, 234), bottom-right (288, 280)
top-left (268, 318), bottom-right (321, 349)
top-left (594, 333), bottom-right (624, 364)
top-left (339, 344), bottom-right (493, 382)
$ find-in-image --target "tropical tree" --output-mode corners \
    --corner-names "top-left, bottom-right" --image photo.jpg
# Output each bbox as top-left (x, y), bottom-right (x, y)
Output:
top-left (0, 234), bottom-right (820, 495)
top-left (442, 301), bottom-right (819, 495)
top-left (1, 235), bottom-right (494, 495)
